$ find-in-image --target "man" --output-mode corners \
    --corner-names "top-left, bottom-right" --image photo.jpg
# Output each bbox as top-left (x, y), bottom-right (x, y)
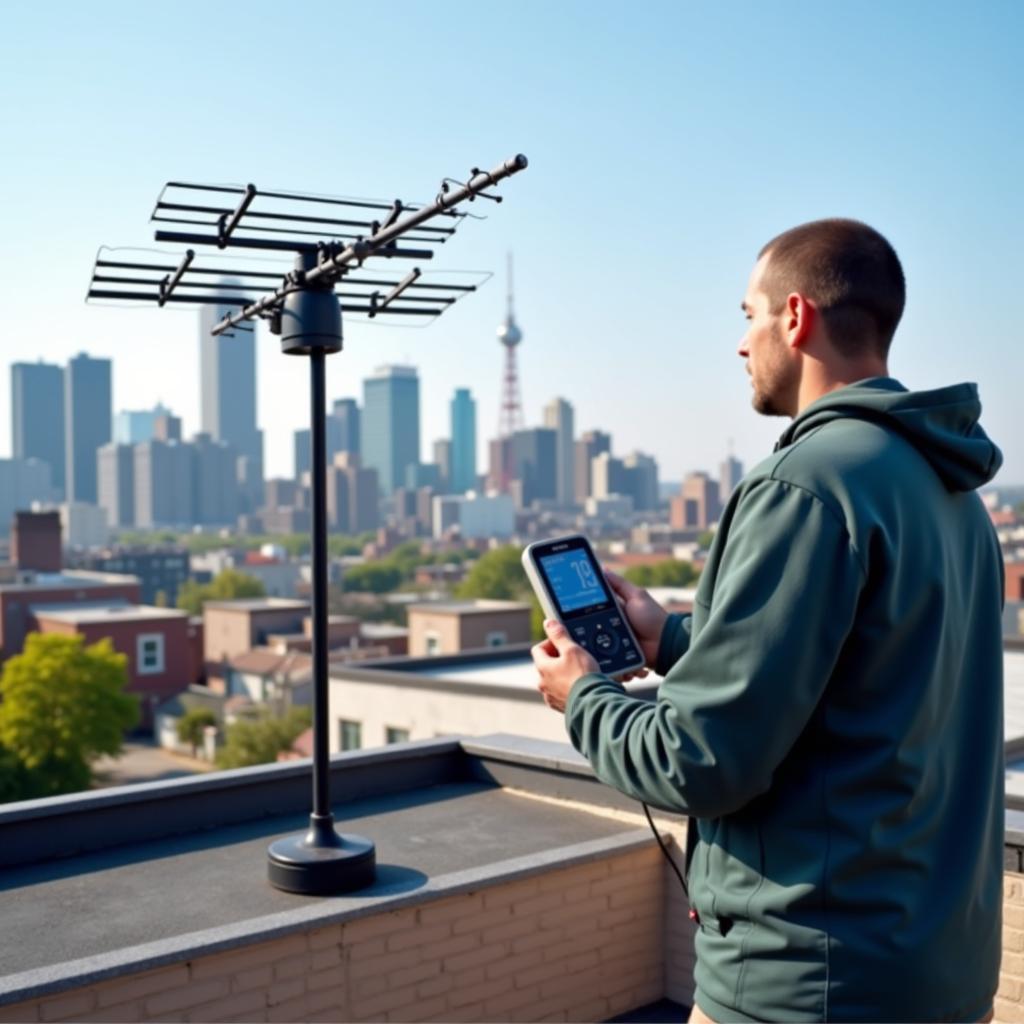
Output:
top-left (533, 219), bottom-right (1004, 1023)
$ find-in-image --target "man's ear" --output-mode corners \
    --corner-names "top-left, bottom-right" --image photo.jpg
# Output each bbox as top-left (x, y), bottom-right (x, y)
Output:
top-left (784, 292), bottom-right (816, 350)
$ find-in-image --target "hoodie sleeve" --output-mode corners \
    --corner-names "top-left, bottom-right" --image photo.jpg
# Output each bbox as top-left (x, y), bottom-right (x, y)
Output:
top-left (565, 479), bottom-right (866, 818)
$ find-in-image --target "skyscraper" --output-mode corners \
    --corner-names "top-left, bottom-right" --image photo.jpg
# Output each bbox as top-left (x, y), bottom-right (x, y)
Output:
top-left (11, 360), bottom-right (65, 496)
top-left (330, 399), bottom-right (361, 458)
top-left (65, 352), bottom-right (112, 504)
top-left (199, 282), bottom-right (263, 501)
top-left (542, 397), bottom-right (575, 507)
top-left (574, 430), bottom-right (611, 505)
top-left (720, 453), bottom-right (745, 506)
top-left (98, 443), bottom-right (135, 528)
top-left (134, 440), bottom-right (193, 528)
top-left (362, 365), bottom-right (420, 495)
top-left (114, 402), bottom-right (173, 445)
top-left (510, 427), bottom-right (557, 508)
top-left (450, 388), bottom-right (477, 494)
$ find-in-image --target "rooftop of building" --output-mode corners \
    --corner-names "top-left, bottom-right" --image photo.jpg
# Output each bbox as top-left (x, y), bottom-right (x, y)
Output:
top-left (331, 644), bottom-right (662, 696)
top-left (29, 601), bottom-right (188, 625)
top-left (202, 598), bottom-right (310, 613)
top-left (408, 599), bottom-right (532, 616)
top-left (0, 569), bottom-right (140, 593)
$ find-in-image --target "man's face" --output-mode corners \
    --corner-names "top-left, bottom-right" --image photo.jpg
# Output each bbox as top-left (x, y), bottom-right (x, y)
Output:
top-left (738, 255), bottom-right (799, 417)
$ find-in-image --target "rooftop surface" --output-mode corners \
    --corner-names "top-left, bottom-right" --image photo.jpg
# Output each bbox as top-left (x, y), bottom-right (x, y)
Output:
top-left (29, 601), bottom-right (188, 624)
top-left (409, 600), bottom-right (532, 615)
top-left (203, 598), bottom-right (310, 612)
top-left (0, 570), bottom-right (139, 592)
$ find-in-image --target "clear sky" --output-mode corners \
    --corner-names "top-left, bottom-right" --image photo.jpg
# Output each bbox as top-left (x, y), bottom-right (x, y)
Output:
top-left (2, 0), bottom-right (1022, 485)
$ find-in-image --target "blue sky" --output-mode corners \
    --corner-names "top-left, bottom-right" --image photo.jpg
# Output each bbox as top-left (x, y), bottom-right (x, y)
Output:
top-left (2, 0), bottom-right (1021, 484)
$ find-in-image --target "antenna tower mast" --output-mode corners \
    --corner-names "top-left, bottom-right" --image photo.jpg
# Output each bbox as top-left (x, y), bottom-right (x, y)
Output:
top-left (87, 154), bottom-right (528, 896)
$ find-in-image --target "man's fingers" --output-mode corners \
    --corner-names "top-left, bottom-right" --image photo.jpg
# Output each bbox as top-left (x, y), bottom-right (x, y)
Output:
top-left (604, 569), bottom-right (639, 601)
top-left (543, 619), bottom-right (575, 653)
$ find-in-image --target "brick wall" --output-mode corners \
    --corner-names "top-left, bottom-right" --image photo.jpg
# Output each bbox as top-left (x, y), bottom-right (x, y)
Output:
top-left (0, 847), bottom-right (668, 1024)
top-left (998, 872), bottom-right (1024, 1022)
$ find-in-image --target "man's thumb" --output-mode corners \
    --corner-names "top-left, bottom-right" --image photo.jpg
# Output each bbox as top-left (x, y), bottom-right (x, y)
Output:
top-left (544, 619), bottom-right (572, 651)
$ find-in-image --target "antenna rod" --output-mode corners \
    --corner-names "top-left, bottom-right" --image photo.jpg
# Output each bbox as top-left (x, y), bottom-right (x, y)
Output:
top-left (218, 183), bottom-right (257, 248)
top-left (157, 248), bottom-right (194, 306)
top-left (211, 154), bottom-right (528, 335)
top-left (373, 267), bottom-right (421, 316)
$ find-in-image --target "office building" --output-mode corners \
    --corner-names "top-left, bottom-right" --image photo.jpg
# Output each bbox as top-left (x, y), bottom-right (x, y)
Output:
top-left (134, 440), bottom-right (194, 529)
top-left (543, 397), bottom-right (575, 507)
top-left (59, 502), bottom-right (109, 549)
top-left (114, 403), bottom-right (173, 445)
top-left (362, 365), bottom-right (420, 494)
top-left (432, 492), bottom-right (515, 540)
top-left (11, 361), bottom-right (65, 496)
top-left (64, 352), bottom-right (112, 504)
top-left (10, 511), bottom-right (62, 573)
top-left (574, 430), bottom-right (611, 504)
top-left (0, 457), bottom-right (54, 538)
top-left (199, 282), bottom-right (263, 500)
top-left (720, 453), bottom-right (744, 505)
top-left (192, 433), bottom-right (240, 526)
top-left (326, 453), bottom-right (379, 534)
top-left (671, 471), bottom-right (720, 530)
top-left (433, 439), bottom-right (452, 492)
top-left (510, 428), bottom-right (557, 508)
top-left (98, 443), bottom-right (135, 529)
top-left (450, 388), bottom-right (477, 494)
top-left (330, 399), bottom-right (361, 458)
top-left (623, 451), bottom-right (660, 511)
top-left (591, 451), bottom-right (629, 500)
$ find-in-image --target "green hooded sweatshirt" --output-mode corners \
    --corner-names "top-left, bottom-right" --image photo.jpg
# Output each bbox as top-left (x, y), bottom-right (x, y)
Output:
top-left (565, 378), bottom-right (1004, 1023)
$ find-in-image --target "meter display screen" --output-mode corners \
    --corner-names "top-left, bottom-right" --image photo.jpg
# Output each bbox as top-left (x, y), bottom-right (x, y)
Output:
top-left (538, 547), bottom-right (610, 615)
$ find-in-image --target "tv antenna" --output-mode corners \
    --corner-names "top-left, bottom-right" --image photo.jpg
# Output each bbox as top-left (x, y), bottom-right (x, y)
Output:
top-left (87, 154), bottom-right (529, 895)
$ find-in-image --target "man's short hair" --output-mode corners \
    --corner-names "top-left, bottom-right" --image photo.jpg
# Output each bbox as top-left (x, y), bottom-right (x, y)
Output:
top-left (758, 219), bottom-right (905, 358)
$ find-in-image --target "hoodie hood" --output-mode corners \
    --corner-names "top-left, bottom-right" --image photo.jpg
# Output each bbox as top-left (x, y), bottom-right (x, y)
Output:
top-left (775, 377), bottom-right (1002, 492)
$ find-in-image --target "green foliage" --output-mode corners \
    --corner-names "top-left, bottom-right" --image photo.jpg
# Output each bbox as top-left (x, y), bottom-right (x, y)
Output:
top-left (215, 707), bottom-right (312, 769)
top-left (327, 533), bottom-right (373, 557)
top-left (176, 568), bottom-right (267, 615)
top-left (623, 560), bottom-right (699, 588)
top-left (343, 563), bottom-right (404, 594)
top-left (456, 546), bottom-right (530, 601)
top-left (0, 634), bottom-right (138, 799)
top-left (176, 708), bottom-right (218, 757)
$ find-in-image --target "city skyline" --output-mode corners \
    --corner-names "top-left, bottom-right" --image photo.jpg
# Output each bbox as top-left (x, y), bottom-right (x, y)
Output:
top-left (1, 3), bottom-right (1021, 485)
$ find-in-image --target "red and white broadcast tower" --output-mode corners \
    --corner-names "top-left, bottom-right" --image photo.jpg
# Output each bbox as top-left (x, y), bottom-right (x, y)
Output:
top-left (495, 254), bottom-right (523, 489)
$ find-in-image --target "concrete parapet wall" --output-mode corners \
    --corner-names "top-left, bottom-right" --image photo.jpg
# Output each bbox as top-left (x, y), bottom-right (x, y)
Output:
top-left (0, 846), bottom-right (674, 1024)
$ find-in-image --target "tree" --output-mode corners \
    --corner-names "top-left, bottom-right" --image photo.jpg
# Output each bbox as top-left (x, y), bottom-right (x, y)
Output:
top-left (0, 634), bottom-right (138, 798)
top-left (176, 568), bottom-right (266, 615)
top-left (456, 546), bottom-right (530, 601)
top-left (176, 708), bottom-right (218, 758)
top-left (456, 546), bottom-right (546, 640)
top-left (343, 563), bottom-right (403, 594)
top-left (215, 707), bottom-right (312, 769)
top-left (624, 560), bottom-right (698, 588)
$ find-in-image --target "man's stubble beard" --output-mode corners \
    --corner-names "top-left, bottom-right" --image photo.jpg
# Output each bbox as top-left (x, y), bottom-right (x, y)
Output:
top-left (750, 321), bottom-right (796, 418)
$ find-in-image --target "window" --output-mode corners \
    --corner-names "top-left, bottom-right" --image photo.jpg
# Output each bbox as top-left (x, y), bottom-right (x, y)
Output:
top-left (339, 719), bottom-right (362, 751)
top-left (424, 630), bottom-right (441, 656)
top-left (485, 630), bottom-right (508, 647)
top-left (386, 727), bottom-right (411, 745)
top-left (137, 633), bottom-right (165, 674)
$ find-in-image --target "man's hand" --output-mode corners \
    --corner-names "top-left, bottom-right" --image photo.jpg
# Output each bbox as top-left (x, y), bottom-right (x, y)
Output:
top-left (604, 570), bottom-right (669, 669)
top-left (532, 619), bottom-right (602, 713)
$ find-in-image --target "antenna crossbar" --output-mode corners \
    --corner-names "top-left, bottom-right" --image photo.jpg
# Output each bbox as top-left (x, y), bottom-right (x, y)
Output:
top-left (211, 154), bottom-right (527, 335)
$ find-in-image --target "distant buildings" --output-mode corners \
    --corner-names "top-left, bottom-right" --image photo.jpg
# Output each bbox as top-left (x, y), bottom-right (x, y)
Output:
top-left (450, 388), bottom-right (477, 494)
top-left (65, 352), bottom-right (112, 505)
top-left (114, 403), bottom-right (174, 445)
top-left (575, 430), bottom-right (611, 505)
top-left (543, 397), bottom-right (575, 507)
top-left (719, 453), bottom-right (744, 505)
top-left (11, 360), bottom-right (65, 496)
top-left (199, 284), bottom-right (263, 505)
top-left (362, 365), bottom-right (420, 495)
top-left (671, 471), bottom-right (721, 530)
top-left (0, 457), bottom-right (54, 538)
